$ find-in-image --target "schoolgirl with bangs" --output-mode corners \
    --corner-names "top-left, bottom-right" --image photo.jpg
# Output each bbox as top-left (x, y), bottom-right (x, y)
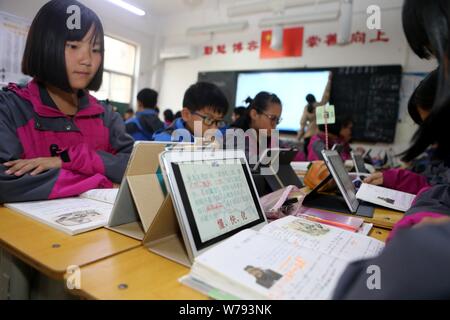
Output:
top-left (0, 0), bottom-right (134, 203)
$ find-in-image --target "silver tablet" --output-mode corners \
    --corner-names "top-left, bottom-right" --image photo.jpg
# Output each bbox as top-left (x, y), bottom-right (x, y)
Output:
top-left (351, 151), bottom-right (369, 174)
top-left (321, 150), bottom-right (360, 213)
top-left (159, 149), bottom-right (268, 263)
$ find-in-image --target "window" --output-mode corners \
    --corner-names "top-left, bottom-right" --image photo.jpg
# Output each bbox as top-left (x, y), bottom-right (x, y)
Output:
top-left (94, 35), bottom-right (137, 104)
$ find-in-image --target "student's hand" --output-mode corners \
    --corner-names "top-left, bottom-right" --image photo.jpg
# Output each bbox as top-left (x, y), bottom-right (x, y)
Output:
top-left (3, 157), bottom-right (62, 176)
top-left (363, 172), bottom-right (383, 185)
top-left (413, 216), bottom-right (450, 229)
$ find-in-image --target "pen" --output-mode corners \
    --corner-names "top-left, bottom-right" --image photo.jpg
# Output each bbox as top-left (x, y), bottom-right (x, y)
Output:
top-left (300, 214), bottom-right (358, 232)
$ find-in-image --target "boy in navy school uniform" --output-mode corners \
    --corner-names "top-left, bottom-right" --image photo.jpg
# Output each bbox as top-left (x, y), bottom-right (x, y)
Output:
top-left (153, 82), bottom-right (229, 142)
top-left (125, 88), bottom-right (164, 141)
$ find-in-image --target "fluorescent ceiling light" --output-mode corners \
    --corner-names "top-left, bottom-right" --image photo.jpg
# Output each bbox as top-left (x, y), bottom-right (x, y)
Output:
top-left (228, 0), bottom-right (339, 17)
top-left (106, 0), bottom-right (146, 16)
top-left (187, 21), bottom-right (249, 36)
top-left (259, 10), bottom-right (338, 28)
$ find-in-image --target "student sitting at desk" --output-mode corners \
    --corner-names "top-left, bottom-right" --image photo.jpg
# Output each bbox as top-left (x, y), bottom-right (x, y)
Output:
top-left (368, 0), bottom-right (450, 239)
top-left (125, 88), bottom-right (164, 141)
top-left (152, 82), bottom-right (229, 142)
top-left (226, 92), bottom-right (283, 162)
top-left (0, 0), bottom-right (134, 203)
top-left (307, 116), bottom-right (353, 162)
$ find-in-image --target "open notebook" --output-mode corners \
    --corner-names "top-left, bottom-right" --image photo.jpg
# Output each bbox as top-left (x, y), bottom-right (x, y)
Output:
top-left (181, 215), bottom-right (384, 300)
top-left (5, 189), bottom-right (118, 235)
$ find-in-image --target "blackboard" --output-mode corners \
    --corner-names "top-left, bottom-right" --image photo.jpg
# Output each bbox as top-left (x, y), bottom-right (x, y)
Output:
top-left (198, 64), bottom-right (402, 143)
top-left (198, 71), bottom-right (237, 122)
top-left (329, 65), bottom-right (402, 143)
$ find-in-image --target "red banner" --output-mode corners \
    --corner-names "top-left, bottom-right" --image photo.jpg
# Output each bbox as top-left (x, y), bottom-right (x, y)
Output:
top-left (260, 27), bottom-right (304, 59)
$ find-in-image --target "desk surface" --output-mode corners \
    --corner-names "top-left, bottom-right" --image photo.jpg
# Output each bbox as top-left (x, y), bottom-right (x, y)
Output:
top-left (297, 188), bottom-right (404, 229)
top-left (73, 246), bottom-right (207, 300)
top-left (0, 207), bottom-right (141, 280)
top-left (75, 225), bottom-right (391, 300)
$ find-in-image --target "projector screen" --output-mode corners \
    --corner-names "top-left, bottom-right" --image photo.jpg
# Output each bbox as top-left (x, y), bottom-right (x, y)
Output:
top-left (235, 70), bottom-right (331, 133)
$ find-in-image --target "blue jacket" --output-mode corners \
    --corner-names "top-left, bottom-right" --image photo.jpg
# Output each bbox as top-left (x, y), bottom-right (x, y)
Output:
top-left (125, 109), bottom-right (164, 141)
top-left (152, 118), bottom-right (194, 142)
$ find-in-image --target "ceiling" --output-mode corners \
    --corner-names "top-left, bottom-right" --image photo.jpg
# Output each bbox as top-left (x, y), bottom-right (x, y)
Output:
top-left (123, 0), bottom-right (259, 16)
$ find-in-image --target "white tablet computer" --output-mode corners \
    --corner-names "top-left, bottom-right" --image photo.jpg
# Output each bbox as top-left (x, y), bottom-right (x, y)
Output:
top-left (159, 149), bottom-right (268, 263)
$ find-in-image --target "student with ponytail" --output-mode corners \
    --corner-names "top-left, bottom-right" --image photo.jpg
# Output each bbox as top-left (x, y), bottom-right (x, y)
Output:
top-left (227, 92), bottom-right (283, 162)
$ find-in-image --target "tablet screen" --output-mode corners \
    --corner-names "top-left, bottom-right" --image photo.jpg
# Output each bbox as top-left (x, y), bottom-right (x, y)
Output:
top-left (352, 153), bottom-right (369, 174)
top-left (171, 158), bottom-right (266, 250)
top-left (323, 151), bottom-right (359, 212)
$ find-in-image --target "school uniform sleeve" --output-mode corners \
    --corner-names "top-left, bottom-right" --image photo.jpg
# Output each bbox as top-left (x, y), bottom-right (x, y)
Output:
top-left (61, 107), bottom-right (134, 184)
top-left (382, 168), bottom-right (430, 194)
top-left (307, 136), bottom-right (325, 161)
top-left (333, 222), bottom-right (450, 299)
top-left (386, 184), bottom-right (450, 241)
top-left (0, 95), bottom-right (112, 203)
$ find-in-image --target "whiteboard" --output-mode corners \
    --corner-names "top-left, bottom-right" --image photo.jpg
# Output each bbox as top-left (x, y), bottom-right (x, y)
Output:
top-left (0, 11), bottom-right (31, 86)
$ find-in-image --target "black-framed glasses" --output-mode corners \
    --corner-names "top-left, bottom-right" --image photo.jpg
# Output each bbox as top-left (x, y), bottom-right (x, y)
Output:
top-left (191, 112), bottom-right (227, 128)
top-left (260, 111), bottom-right (282, 125)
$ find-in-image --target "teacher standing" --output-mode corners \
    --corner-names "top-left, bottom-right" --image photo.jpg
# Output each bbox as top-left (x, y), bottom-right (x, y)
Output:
top-left (298, 73), bottom-right (333, 156)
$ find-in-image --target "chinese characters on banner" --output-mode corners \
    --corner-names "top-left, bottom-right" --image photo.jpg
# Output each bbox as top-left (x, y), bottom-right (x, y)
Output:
top-left (203, 40), bottom-right (259, 56)
top-left (305, 30), bottom-right (390, 48)
top-left (202, 29), bottom-right (390, 58)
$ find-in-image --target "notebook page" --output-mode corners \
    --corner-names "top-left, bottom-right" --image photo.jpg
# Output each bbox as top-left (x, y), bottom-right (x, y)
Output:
top-left (259, 216), bottom-right (384, 262)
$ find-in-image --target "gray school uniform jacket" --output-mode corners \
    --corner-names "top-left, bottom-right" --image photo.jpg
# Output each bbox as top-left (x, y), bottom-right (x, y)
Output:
top-left (333, 182), bottom-right (450, 299)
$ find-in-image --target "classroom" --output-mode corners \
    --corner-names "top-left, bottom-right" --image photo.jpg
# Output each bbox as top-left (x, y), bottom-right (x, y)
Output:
top-left (0, 0), bottom-right (449, 304)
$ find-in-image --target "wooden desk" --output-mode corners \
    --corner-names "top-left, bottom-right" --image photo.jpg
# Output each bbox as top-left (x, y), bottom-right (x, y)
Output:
top-left (296, 188), bottom-right (404, 229)
top-left (368, 227), bottom-right (390, 242)
top-left (74, 226), bottom-right (391, 300)
top-left (0, 207), bottom-right (141, 280)
top-left (72, 247), bottom-right (207, 300)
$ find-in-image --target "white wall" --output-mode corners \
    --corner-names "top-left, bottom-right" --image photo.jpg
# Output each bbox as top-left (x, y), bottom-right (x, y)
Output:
top-left (153, 0), bottom-right (436, 154)
top-left (0, 0), bottom-right (160, 109)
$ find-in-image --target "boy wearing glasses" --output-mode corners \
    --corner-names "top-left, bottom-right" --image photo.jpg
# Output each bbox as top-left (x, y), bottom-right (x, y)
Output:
top-left (153, 82), bottom-right (229, 142)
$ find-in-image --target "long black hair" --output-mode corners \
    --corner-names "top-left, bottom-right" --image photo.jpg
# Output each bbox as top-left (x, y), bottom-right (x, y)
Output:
top-left (232, 92), bottom-right (282, 131)
top-left (22, 0), bottom-right (104, 92)
top-left (408, 69), bottom-right (438, 125)
top-left (402, 0), bottom-right (450, 161)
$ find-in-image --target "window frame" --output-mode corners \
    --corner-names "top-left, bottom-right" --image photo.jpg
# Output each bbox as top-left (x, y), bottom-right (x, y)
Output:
top-left (99, 34), bottom-right (138, 106)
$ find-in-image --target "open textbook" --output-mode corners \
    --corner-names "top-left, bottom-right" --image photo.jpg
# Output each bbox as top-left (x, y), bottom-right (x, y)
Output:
top-left (4, 189), bottom-right (118, 235)
top-left (181, 215), bottom-right (384, 300)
